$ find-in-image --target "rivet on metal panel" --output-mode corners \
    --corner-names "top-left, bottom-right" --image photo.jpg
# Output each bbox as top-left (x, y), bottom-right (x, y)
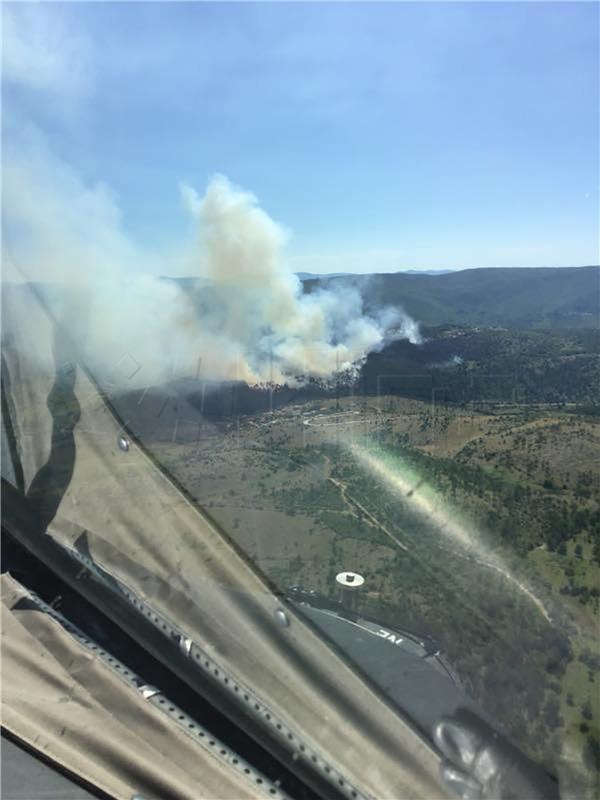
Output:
top-left (139, 685), bottom-right (159, 700)
top-left (118, 435), bottom-right (130, 452)
top-left (273, 608), bottom-right (289, 628)
top-left (178, 635), bottom-right (193, 656)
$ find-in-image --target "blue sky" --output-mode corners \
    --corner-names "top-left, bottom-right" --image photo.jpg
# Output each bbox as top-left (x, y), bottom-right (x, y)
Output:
top-left (3, 1), bottom-right (599, 274)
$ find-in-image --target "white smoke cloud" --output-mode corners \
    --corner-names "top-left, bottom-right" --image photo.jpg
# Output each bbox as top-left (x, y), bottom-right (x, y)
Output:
top-left (179, 175), bottom-right (421, 384)
top-left (2, 135), bottom-right (421, 389)
top-left (2, 129), bottom-right (145, 281)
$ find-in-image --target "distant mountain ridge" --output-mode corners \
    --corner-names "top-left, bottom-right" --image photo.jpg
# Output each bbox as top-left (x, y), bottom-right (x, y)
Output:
top-left (396, 269), bottom-right (456, 275)
top-left (295, 271), bottom-right (354, 280)
top-left (303, 266), bottom-right (600, 329)
top-left (295, 269), bottom-right (455, 279)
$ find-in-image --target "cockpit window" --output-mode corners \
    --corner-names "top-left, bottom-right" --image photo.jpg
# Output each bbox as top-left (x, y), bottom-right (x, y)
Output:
top-left (2, 2), bottom-right (599, 798)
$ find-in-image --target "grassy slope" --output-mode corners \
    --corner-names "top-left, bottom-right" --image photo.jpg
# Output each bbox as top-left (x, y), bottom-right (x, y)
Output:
top-left (147, 396), bottom-right (598, 788)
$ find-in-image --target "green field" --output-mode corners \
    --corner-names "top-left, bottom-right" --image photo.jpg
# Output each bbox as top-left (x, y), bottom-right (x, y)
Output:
top-left (146, 391), bottom-right (599, 790)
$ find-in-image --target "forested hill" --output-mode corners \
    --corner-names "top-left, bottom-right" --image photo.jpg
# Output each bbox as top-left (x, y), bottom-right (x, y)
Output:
top-left (303, 266), bottom-right (600, 329)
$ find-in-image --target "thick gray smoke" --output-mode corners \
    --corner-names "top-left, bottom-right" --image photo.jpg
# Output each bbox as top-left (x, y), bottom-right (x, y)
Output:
top-left (3, 137), bottom-right (421, 389)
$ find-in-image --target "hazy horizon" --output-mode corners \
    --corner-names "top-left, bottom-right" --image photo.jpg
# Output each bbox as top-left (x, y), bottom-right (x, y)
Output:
top-left (294, 264), bottom-right (600, 277)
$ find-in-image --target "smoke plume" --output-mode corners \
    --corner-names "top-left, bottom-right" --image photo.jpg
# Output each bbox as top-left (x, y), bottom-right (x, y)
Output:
top-left (180, 175), bottom-right (421, 384)
top-left (3, 136), bottom-right (421, 390)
